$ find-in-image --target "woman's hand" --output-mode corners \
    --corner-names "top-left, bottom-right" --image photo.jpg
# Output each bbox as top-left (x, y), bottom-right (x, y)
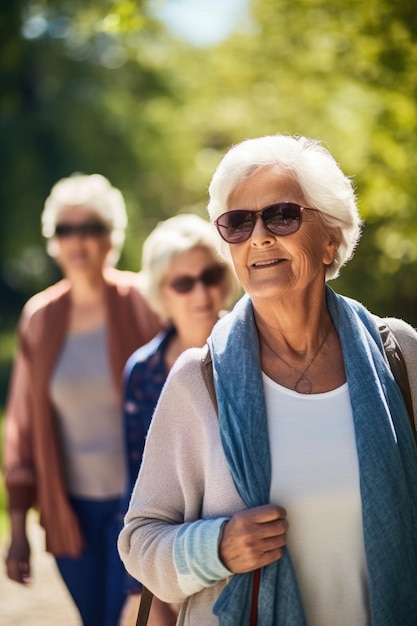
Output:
top-left (5, 511), bottom-right (31, 585)
top-left (219, 504), bottom-right (288, 573)
top-left (6, 535), bottom-right (31, 584)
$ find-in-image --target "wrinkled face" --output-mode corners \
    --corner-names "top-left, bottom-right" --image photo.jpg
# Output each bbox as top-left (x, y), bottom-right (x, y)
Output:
top-left (53, 205), bottom-right (111, 279)
top-left (160, 247), bottom-right (228, 329)
top-left (226, 167), bottom-right (338, 302)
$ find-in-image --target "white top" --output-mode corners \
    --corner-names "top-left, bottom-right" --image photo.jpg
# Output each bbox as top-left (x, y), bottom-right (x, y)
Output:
top-left (263, 374), bottom-right (371, 626)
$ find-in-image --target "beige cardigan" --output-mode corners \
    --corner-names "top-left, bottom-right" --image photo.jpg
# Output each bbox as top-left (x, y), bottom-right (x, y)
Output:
top-left (3, 267), bottom-right (161, 556)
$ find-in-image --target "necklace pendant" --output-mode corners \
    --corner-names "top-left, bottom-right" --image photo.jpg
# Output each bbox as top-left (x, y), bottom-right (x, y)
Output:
top-left (295, 375), bottom-right (312, 394)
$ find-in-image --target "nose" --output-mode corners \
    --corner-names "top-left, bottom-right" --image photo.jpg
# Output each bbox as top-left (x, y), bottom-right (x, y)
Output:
top-left (250, 213), bottom-right (274, 245)
top-left (192, 280), bottom-right (210, 294)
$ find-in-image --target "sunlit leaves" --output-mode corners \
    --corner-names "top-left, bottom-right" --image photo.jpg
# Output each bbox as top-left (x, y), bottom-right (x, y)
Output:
top-left (172, 0), bottom-right (417, 319)
top-left (2, 0), bottom-right (417, 322)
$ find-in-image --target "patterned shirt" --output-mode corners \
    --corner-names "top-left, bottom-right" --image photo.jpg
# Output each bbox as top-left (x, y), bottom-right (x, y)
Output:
top-left (121, 327), bottom-right (175, 593)
top-left (123, 327), bottom-right (176, 498)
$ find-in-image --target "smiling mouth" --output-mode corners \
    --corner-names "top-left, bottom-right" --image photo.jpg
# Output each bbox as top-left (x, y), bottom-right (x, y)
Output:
top-left (252, 259), bottom-right (282, 268)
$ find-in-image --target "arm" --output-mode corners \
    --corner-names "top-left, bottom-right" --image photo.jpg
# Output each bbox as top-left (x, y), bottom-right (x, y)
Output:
top-left (2, 312), bottom-right (37, 584)
top-left (118, 349), bottom-right (239, 603)
top-left (118, 348), bottom-right (289, 603)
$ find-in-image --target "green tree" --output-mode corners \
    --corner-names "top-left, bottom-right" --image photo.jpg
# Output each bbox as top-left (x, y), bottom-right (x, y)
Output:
top-left (1, 0), bottom-right (417, 326)
top-left (0, 0), bottom-right (202, 314)
top-left (165, 0), bottom-right (417, 322)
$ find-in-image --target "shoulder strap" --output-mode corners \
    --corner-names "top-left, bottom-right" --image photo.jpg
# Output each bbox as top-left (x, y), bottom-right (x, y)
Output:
top-left (136, 585), bottom-right (153, 626)
top-left (201, 343), bottom-right (218, 415)
top-left (377, 319), bottom-right (417, 446)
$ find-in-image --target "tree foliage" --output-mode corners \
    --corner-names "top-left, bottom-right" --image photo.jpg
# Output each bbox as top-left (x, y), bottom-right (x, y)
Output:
top-left (1, 0), bottom-right (417, 325)
top-left (161, 0), bottom-right (417, 322)
top-left (0, 0), bottom-right (193, 312)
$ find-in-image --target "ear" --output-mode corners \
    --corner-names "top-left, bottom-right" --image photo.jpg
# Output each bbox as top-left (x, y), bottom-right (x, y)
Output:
top-left (323, 241), bottom-right (338, 266)
top-left (322, 227), bottom-right (341, 266)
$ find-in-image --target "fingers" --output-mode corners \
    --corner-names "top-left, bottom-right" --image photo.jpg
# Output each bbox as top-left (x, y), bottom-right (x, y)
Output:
top-left (219, 504), bottom-right (288, 573)
top-left (5, 536), bottom-right (31, 585)
top-left (239, 504), bottom-right (287, 525)
top-left (6, 557), bottom-right (31, 585)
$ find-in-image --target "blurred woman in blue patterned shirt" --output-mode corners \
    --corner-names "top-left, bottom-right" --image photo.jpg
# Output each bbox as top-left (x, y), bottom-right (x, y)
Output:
top-left (119, 213), bottom-right (240, 626)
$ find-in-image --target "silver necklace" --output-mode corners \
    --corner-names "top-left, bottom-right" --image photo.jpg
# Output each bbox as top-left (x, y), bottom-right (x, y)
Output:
top-left (259, 323), bottom-right (332, 394)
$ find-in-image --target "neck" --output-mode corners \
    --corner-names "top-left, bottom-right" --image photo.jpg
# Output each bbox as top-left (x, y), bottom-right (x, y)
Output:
top-left (69, 273), bottom-right (106, 307)
top-left (252, 282), bottom-right (329, 350)
top-left (255, 306), bottom-right (331, 358)
top-left (177, 321), bottom-right (216, 352)
top-left (165, 318), bottom-right (219, 370)
top-left (258, 319), bottom-right (332, 394)
top-left (254, 296), bottom-right (334, 394)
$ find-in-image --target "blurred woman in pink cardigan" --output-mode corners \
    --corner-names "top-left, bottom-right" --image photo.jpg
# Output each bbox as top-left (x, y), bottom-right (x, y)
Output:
top-left (3, 173), bottom-right (161, 626)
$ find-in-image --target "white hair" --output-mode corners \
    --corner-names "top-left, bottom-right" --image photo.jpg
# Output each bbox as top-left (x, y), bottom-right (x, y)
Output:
top-left (41, 173), bottom-right (127, 266)
top-left (140, 213), bottom-right (240, 322)
top-left (207, 134), bottom-right (363, 280)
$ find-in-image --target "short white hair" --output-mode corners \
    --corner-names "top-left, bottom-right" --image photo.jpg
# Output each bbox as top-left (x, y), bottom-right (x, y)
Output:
top-left (41, 173), bottom-right (127, 266)
top-left (140, 213), bottom-right (240, 322)
top-left (207, 134), bottom-right (363, 280)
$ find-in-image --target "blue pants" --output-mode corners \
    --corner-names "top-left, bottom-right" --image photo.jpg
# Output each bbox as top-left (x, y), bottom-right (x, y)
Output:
top-left (55, 496), bottom-right (126, 626)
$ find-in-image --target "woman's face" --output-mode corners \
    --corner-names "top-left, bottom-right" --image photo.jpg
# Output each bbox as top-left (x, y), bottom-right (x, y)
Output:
top-left (160, 247), bottom-right (227, 331)
top-left (226, 167), bottom-right (337, 301)
top-left (53, 206), bottom-right (112, 279)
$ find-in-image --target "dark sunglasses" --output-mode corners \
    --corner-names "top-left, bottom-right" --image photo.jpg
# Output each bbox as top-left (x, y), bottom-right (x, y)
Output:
top-left (54, 221), bottom-right (110, 239)
top-left (214, 202), bottom-right (317, 244)
top-left (168, 264), bottom-right (226, 294)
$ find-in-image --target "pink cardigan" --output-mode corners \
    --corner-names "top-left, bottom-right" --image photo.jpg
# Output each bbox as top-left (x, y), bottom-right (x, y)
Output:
top-left (3, 268), bottom-right (162, 556)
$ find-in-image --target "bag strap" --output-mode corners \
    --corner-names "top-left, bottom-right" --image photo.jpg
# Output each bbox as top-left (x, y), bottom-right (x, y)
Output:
top-left (249, 568), bottom-right (261, 626)
top-left (377, 318), bottom-right (417, 446)
top-left (136, 585), bottom-right (153, 626)
top-left (201, 343), bottom-right (218, 414)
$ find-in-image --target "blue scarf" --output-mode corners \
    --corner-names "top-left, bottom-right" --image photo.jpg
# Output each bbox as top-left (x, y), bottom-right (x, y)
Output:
top-left (208, 287), bottom-right (417, 626)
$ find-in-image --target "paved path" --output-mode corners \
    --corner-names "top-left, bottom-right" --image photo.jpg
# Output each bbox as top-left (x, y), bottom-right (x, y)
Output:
top-left (0, 512), bottom-right (81, 625)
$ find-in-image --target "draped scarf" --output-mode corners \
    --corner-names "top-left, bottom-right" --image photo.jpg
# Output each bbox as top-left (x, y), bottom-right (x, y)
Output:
top-left (208, 287), bottom-right (417, 626)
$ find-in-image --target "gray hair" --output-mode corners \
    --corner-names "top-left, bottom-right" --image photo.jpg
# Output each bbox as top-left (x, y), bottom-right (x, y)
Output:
top-left (207, 134), bottom-right (363, 280)
top-left (41, 173), bottom-right (127, 266)
top-left (140, 213), bottom-right (240, 322)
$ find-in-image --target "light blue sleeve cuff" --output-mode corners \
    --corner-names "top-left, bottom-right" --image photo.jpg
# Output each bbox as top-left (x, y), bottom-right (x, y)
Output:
top-left (173, 517), bottom-right (232, 595)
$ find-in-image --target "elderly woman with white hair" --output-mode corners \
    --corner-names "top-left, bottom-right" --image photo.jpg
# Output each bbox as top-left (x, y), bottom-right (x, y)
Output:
top-left (118, 213), bottom-right (239, 626)
top-left (119, 134), bottom-right (417, 626)
top-left (3, 173), bottom-right (161, 626)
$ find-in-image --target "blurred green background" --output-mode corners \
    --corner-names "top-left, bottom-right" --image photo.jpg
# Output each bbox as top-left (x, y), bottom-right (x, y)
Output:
top-left (1, 0), bottom-right (417, 528)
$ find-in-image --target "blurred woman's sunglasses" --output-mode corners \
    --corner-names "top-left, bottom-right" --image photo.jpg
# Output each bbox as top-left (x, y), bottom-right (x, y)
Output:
top-left (54, 221), bottom-right (109, 239)
top-left (168, 264), bottom-right (226, 294)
